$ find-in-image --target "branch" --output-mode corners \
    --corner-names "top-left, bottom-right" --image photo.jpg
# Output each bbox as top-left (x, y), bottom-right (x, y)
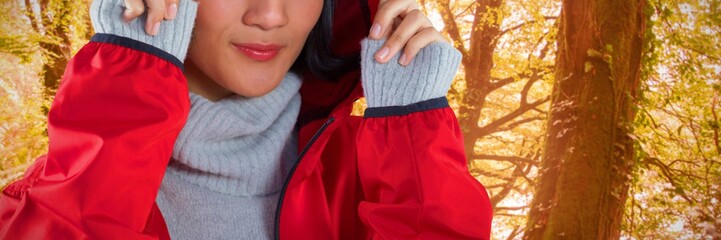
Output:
top-left (519, 67), bottom-right (552, 104)
top-left (495, 205), bottom-right (528, 211)
top-left (489, 75), bottom-right (518, 92)
top-left (487, 20), bottom-right (554, 94)
top-left (487, 134), bottom-right (517, 144)
top-left (520, 171), bottom-right (536, 186)
top-left (489, 65), bottom-right (552, 94)
top-left (667, 158), bottom-right (700, 168)
top-left (491, 116), bottom-right (545, 134)
top-left (470, 168), bottom-right (514, 181)
top-left (505, 226), bottom-right (523, 240)
top-left (454, 2), bottom-right (476, 19)
top-left (475, 154), bottom-right (538, 166)
top-left (711, 93), bottom-right (720, 155)
top-left (490, 164), bottom-right (525, 206)
top-left (498, 16), bottom-right (558, 36)
top-left (643, 157), bottom-right (695, 203)
top-left (494, 213), bottom-right (526, 217)
top-left (671, 34), bottom-right (721, 61)
top-left (528, 31), bottom-right (554, 64)
top-left (39, 0), bottom-right (51, 31)
top-left (23, 0), bottom-right (41, 33)
top-left (531, 106), bottom-right (546, 114)
top-left (484, 184), bottom-right (509, 189)
top-left (437, 0), bottom-right (468, 58)
top-left (658, 9), bottom-right (721, 61)
top-left (469, 95), bottom-right (550, 140)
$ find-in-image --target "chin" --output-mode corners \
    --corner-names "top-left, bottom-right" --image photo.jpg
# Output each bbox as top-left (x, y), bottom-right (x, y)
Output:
top-left (238, 89), bottom-right (271, 98)
top-left (231, 79), bottom-right (281, 98)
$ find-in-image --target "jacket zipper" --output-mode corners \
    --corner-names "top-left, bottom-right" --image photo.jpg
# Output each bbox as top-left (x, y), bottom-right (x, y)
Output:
top-left (274, 116), bottom-right (336, 239)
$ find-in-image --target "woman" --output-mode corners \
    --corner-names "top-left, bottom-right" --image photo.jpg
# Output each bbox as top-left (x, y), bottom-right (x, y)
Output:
top-left (0, 0), bottom-right (493, 239)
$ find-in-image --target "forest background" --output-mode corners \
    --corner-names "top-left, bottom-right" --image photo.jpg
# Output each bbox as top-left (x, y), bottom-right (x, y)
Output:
top-left (0, 0), bottom-right (719, 239)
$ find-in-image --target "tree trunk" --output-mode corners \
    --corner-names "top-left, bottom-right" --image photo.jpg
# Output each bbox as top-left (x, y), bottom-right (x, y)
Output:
top-left (41, 0), bottom-right (74, 113)
top-left (524, 0), bottom-right (647, 239)
top-left (40, 40), bottom-right (71, 110)
top-left (20, 0), bottom-right (79, 114)
top-left (456, 0), bottom-right (502, 160)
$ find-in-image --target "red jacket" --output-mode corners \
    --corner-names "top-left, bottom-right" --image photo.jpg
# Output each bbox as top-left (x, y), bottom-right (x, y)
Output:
top-left (0, 0), bottom-right (492, 239)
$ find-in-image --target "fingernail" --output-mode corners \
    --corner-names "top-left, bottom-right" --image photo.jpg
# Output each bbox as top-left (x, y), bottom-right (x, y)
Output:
top-left (370, 23), bottom-right (382, 39)
top-left (166, 3), bottom-right (178, 19)
top-left (376, 47), bottom-right (389, 60)
top-left (399, 54), bottom-right (407, 65)
top-left (150, 22), bottom-right (160, 36)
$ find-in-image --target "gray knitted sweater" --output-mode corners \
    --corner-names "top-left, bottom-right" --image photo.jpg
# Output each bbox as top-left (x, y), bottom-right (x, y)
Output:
top-left (90, 0), bottom-right (461, 239)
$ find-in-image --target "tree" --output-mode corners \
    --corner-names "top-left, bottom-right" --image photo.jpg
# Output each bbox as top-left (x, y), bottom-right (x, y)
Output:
top-left (2, 0), bottom-right (718, 238)
top-left (422, 0), bottom-right (559, 236)
top-left (624, 0), bottom-right (721, 238)
top-left (0, 0), bottom-right (91, 186)
top-left (3, 0), bottom-right (92, 113)
top-left (524, 0), bottom-right (648, 238)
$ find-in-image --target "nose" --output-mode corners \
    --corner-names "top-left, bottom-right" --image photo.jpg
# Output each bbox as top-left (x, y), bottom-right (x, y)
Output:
top-left (242, 0), bottom-right (289, 30)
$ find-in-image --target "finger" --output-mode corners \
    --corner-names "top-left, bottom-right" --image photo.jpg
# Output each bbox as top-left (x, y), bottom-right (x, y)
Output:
top-left (122, 0), bottom-right (146, 22)
top-left (391, 18), bottom-right (402, 30)
top-left (145, 0), bottom-right (166, 35)
top-left (165, 0), bottom-right (179, 20)
top-left (370, 0), bottom-right (419, 39)
top-left (398, 27), bottom-right (445, 66)
top-left (374, 10), bottom-right (430, 63)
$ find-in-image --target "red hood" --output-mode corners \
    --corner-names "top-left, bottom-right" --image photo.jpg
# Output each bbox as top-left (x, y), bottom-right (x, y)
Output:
top-left (299, 0), bottom-right (379, 125)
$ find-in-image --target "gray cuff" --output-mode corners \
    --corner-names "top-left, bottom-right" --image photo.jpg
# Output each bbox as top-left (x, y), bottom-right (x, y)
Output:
top-left (360, 38), bottom-right (462, 108)
top-left (90, 0), bottom-right (198, 62)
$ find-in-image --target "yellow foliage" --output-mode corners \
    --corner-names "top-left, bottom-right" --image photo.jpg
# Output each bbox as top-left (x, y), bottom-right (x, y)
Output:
top-left (0, 53), bottom-right (48, 187)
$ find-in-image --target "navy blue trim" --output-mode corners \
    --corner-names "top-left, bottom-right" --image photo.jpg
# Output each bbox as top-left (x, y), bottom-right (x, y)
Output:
top-left (364, 97), bottom-right (449, 118)
top-left (274, 116), bottom-right (335, 240)
top-left (90, 33), bottom-right (184, 71)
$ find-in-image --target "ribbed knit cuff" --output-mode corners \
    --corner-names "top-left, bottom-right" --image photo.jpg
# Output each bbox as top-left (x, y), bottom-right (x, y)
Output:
top-left (360, 38), bottom-right (462, 108)
top-left (90, 0), bottom-right (198, 62)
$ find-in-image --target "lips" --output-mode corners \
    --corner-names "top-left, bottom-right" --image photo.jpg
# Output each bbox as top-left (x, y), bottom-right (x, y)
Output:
top-left (233, 43), bottom-right (282, 61)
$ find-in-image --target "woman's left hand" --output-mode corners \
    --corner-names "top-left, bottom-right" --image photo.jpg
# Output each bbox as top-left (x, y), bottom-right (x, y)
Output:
top-left (370, 0), bottom-right (448, 66)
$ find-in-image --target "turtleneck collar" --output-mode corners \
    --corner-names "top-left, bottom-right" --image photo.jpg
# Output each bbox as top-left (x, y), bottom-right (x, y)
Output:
top-left (165, 73), bottom-right (302, 196)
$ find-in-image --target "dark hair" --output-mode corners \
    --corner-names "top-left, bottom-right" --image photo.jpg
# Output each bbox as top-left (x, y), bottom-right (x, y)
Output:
top-left (290, 0), bottom-right (358, 81)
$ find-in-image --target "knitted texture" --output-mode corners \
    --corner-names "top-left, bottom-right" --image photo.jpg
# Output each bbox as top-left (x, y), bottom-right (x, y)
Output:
top-left (90, 0), bottom-right (198, 61)
top-left (156, 73), bottom-right (302, 240)
top-left (360, 39), bottom-right (462, 108)
top-left (157, 173), bottom-right (281, 239)
top-left (166, 74), bottom-right (301, 196)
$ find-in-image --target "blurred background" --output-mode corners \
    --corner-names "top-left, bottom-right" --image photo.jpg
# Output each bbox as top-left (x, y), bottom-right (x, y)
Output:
top-left (1, 0), bottom-right (719, 239)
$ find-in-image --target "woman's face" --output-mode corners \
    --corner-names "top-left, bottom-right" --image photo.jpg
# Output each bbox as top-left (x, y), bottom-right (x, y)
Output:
top-left (185, 0), bottom-right (323, 99)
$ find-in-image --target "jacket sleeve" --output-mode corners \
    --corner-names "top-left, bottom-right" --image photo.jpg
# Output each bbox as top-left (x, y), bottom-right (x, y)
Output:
top-left (0, 1), bottom-right (197, 239)
top-left (356, 39), bottom-right (493, 239)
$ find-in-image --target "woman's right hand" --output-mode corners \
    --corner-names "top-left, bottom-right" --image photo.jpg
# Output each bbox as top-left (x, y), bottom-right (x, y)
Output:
top-left (122, 0), bottom-right (189, 36)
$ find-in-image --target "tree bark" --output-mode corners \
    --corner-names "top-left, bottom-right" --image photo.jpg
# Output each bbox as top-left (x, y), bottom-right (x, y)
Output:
top-left (456, 0), bottom-right (503, 160)
top-left (23, 0), bottom-right (79, 113)
top-left (41, 0), bottom-right (74, 113)
top-left (524, 0), bottom-right (647, 239)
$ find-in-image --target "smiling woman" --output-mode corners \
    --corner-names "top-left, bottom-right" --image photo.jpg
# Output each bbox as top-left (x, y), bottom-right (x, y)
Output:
top-left (0, 0), bottom-right (493, 239)
top-left (185, 0), bottom-right (324, 99)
